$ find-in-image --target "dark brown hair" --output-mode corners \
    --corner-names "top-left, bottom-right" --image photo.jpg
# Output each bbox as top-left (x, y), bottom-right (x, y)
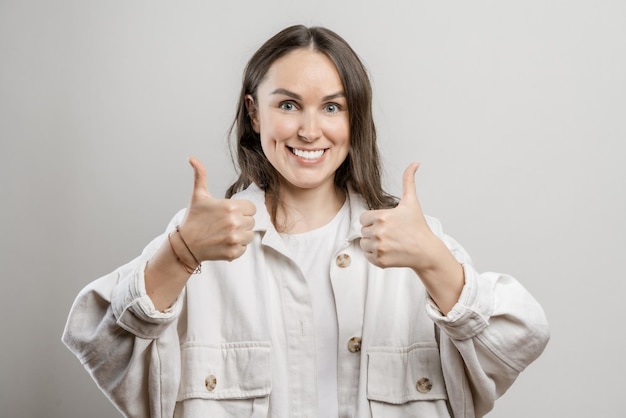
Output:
top-left (226, 25), bottom-right (397, 221)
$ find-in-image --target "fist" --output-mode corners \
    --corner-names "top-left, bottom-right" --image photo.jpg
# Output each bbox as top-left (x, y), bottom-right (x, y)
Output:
top-left (179, 157), bottom-right (256, 262)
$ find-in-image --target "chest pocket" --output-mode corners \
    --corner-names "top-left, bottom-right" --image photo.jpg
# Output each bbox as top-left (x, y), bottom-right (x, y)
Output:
top-left (176, 341), bottom-right (272, 417)
top-left (367, 343), bottom-right (451, 417)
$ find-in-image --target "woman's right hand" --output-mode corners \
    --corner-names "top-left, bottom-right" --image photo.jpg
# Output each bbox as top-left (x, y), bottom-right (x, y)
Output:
top-left (178, 157), bottom-right (257, 262)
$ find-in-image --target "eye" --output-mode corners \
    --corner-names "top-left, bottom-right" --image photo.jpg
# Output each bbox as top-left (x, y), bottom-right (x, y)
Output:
top-left (324, 103), bottom-right (341, 113)
top-left (279, 101), bottom-right (298, 111)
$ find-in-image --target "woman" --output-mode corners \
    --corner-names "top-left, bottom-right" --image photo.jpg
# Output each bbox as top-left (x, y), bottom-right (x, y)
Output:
top-left (63, 25), bottom-right (549, 418)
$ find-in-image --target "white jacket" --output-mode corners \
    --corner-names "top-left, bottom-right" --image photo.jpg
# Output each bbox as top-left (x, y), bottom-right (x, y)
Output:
top-left (62, 184), bottom-right (549, 418)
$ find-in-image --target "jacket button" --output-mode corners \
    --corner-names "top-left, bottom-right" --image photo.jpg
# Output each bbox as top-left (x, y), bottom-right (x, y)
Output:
top-left (336, 253), bottom-right (351, 268)
top-left (205, 375), bottom-right (217, 391)
top-left (416, 377), bottom-right (432, 393)
top-left (347, 336), bottom-right (362, 353)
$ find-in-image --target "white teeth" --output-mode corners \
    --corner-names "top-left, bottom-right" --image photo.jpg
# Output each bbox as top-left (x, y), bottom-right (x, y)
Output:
top-left (292, 148), bottom-right (324, 159)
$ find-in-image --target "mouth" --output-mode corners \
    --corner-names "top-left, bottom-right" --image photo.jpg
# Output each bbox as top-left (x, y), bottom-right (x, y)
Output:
top-left (288, 147), bottom-right (327, 160)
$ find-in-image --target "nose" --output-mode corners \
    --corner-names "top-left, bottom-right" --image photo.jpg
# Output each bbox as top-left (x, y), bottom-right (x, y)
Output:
top-left (298, 111), bottom-right (322, 143)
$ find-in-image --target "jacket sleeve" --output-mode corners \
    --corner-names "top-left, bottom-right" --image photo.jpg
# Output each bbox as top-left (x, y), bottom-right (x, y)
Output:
top-left (62, 211), bottom-right (187, 418)
top-left (425, 218), bottom-right (550, 417)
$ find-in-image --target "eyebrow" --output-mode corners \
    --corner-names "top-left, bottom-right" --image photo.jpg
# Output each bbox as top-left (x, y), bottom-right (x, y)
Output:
top-left (270, 88), bottom-right (345, 102)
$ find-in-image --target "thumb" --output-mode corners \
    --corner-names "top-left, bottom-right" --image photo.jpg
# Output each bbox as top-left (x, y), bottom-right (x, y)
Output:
top-left (400, 162), bottom-right (420, 204)
top-left (188, 156), bottom-right (211, 198)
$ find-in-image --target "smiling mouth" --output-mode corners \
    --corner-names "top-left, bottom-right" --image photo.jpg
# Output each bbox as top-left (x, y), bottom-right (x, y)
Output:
top-left (289, 147), bottom-right (326, 160)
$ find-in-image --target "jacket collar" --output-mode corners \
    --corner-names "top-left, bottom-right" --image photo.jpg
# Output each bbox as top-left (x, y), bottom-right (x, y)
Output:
top-left (232, 183), bottom-right (367, 245)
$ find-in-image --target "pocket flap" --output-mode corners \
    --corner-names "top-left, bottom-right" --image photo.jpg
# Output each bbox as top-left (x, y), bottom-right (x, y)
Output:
top-left (367, 343), bottom-right (447, 404)
top-left (177, 341), bottom-right (271, 401)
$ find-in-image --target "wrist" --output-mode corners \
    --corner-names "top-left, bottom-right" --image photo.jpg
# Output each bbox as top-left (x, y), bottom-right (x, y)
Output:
top-left (168, 228), bottom-right (201, 274)
top-left (409, 233), bottom-right (448, 274)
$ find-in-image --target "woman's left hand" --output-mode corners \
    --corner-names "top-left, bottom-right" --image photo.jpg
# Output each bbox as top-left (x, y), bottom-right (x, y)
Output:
top-left (359, 162), bottom-right (442, 272)
top-left (360, 163), bottom-right (465, 314)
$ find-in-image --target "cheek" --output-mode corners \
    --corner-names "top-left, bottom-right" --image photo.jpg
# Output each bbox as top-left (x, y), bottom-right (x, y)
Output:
top-left (260, 114), bottom-right (298, 141)
top-left (326, 119), bottom-right (350, 145)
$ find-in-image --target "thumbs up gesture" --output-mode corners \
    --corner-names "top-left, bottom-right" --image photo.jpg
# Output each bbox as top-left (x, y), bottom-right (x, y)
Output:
top-left (359, 163), bottom-right (442, 272)
top-left (178, 157), bottom-right (256, 262)
top-left (360, 162), bottom-right (465, 313)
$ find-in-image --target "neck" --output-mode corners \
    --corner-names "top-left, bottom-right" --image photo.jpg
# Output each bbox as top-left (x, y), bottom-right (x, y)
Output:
top-left (269, 181), bottom-right (345, 234)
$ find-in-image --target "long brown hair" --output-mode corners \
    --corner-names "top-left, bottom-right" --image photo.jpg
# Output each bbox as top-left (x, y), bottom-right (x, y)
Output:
top-left (226, 25), bottom-right (397, 221)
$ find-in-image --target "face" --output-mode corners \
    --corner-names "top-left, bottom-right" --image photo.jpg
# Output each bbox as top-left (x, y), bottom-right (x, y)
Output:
top-left (247, 48), bottom-right (350, 195)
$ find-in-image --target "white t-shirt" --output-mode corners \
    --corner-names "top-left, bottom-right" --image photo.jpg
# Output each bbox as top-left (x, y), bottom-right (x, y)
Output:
top-left (279, 200), bottom-right (350, 417)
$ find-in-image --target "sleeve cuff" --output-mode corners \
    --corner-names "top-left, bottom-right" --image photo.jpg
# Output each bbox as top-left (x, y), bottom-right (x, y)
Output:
top-left (111, 259), bottom-right (184, 339)
top-left (426, 263), bottom-right (494, 340)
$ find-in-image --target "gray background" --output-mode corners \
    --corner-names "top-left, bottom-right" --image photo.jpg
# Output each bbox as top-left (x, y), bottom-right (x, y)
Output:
top-left (1, 1), bottom-right (624, 417)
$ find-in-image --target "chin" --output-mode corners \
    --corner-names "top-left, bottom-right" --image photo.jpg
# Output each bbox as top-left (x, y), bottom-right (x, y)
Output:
top-left (282, 176), bottom-right (330, 191)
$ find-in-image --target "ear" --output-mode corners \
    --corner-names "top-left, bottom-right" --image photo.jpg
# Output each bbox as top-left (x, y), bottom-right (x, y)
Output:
top-left (245, 94), bottom-right (260, 133)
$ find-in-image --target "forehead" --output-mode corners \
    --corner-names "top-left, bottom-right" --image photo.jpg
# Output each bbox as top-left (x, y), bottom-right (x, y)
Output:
top-left (259, 48), bottom-right (344, 94)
